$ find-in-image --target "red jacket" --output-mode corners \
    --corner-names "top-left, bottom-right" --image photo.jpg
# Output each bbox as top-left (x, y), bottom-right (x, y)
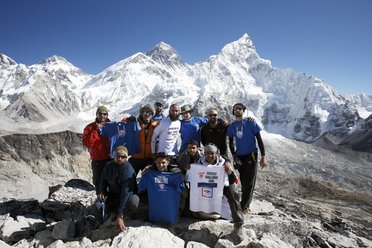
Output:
top-left (82, 119), bottom-right (111, 160)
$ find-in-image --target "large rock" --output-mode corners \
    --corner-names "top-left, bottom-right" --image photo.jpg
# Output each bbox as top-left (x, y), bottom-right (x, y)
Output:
top-left (51, 219), bottom-right (75, 241)
top-left (0, 216), bottom-right (30, 243)
top-left (110, 225), bottom-right (185, 248)
top-left (0, 199), bottom-right (41, 218)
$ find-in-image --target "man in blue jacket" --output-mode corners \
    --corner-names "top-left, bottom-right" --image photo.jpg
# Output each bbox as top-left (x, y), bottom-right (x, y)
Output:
top-left (98, 146), bottom-right (139, 231)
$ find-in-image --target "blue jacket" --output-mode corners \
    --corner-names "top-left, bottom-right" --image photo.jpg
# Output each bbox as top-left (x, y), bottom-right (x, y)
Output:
top-left (180, 117), bottom-right (209, 151)
top-left (99, 160), bottom-right (137, 218)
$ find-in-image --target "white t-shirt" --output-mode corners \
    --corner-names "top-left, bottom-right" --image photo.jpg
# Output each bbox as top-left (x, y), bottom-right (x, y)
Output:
top-left (151, 117), bottom-right (181, 155)
top-left (186, 162), bottom-right (228, 214)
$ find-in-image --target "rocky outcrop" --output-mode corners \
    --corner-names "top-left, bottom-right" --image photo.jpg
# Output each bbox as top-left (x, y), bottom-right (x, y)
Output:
top-left (0, 131), bottom-right (91, 200)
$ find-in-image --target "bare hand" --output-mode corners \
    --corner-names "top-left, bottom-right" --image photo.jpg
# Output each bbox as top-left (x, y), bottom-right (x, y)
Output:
top-left (260, 156), bottom-right (268, 169)
top-left (224, 161), bottom-right (233, 175)
top-left (222, 119), bottom-right (229, 127)
top-left (96, 122), bottom-right (104, 129)
top-left (116, 217), bottom-right (126, 231)
top-left (248, 117), bottom-right (255, 122)
top-left (97, 193), bottom-right (105, 201)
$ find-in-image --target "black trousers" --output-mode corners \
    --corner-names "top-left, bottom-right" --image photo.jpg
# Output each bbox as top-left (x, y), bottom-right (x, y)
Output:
top-left (223, 184), bottom-right (244, 225)
top-left (91, 159), bottom-right (111, 195)
top-left (237, 153), bottom-right (258, 210)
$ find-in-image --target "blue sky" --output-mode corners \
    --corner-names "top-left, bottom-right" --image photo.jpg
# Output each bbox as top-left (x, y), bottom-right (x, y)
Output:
top-left (1, 0), bottom-right (371, 95)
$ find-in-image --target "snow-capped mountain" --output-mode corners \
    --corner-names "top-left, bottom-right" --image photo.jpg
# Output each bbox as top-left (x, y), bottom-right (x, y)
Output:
top-left (0, 54), bottom-right (92, 131)
top-left (0, 34), bottom-right (371, 146)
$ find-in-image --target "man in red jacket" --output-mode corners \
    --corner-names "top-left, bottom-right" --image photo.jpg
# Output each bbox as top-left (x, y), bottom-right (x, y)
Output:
top-left (82, 106), bottom-right (111, 195)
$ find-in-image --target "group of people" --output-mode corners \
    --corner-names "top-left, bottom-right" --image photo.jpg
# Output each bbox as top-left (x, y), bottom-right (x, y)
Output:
top-left (82, 101), bottom-right (267, 233)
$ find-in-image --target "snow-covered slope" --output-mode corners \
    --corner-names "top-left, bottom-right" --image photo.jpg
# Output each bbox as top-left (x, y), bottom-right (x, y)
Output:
top-left (0, 34), bottom-right (370, 145)
top-left (345, 93), bottom-right (372, 118)
top-left (0, 54), bottom-right (92, 131)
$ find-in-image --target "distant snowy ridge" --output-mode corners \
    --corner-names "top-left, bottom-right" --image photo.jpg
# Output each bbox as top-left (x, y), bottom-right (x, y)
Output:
top-left (0, 34), bottom-right (371, 145)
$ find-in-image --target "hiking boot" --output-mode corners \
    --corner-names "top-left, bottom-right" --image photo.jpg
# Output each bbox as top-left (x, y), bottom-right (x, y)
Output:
top-left (242, 207), bottom-right (250, 215)
top-left (233, 223), bottom-right (245, 242)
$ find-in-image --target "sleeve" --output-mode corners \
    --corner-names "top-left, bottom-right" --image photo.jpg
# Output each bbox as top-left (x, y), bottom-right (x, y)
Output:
top-left (255, 132), bottom-right (265, 156)
top-left (82, 123), bottom-right (100, 148)
top-left (151, 122), bottom-right (162, 153)
top-left (99, 166), bottom-right (108, 195)
top-left (228, 137), bottom-right (235, 156)
top-left (117, 167), bottom-right (136, 218)
top-left (200, 126), bottom-right (206, 146)
top-left (195, 117), bottom-right (209, 127)
top-left (228, 171), bottom-right (237, 185)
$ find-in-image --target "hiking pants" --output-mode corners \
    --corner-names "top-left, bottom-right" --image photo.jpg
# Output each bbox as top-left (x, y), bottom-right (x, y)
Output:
top-left (237, 152), bottom-right (258, 210)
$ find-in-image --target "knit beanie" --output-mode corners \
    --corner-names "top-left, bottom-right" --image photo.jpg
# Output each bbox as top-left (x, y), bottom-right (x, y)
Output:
top-left (96, 106), bottom-right (109, 115)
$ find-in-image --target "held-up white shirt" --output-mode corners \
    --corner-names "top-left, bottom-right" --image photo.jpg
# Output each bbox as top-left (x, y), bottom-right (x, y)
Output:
top-left (186, 156), bottom-right (229, 214)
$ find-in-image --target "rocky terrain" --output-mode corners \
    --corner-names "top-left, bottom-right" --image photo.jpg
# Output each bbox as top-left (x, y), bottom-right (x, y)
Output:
top-left (0, 130), bottom-right (371, 247)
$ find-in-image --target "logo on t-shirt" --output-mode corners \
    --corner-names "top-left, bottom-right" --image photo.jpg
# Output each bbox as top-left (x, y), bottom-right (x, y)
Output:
top-left (202, 187), bottom-right (213, 198)
top-left (118, 124), bottom-right (126, 137)
top-left (198, 172), bottom-right (205, 179)
top-left (154, 175), bottom-right (168, 191)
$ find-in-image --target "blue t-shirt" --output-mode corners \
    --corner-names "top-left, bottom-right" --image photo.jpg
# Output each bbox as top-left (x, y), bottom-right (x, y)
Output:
top-left (152, 113), bottom-right (165, 122)
top-left (101, 121), bottom-right (141, 158)
top-left (138, 170), bottom-right (185, 224)
top-left (227, 118), bottom-right (262, 156)
top-left (180, 117), bottom-right (209, 151)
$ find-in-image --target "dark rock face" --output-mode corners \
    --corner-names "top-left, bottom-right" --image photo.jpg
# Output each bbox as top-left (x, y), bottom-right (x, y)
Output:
top-left (262, 103), bottom-right (291, 125)
top-left (0, 200), bottom-right (42, 218)
top-left (65, 179), bottom-right (94, 191)
top-left (0, 131), bottom-right (85, 162)
top-left (293, 111), bottom-right (321, 141)
top-left (338, 114), bottom-right (372, 152)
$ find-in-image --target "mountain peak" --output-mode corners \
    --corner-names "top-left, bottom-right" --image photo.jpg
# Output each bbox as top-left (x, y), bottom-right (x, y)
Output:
top-left (146, 42), bottom-right (178, 59)
top-left (40, 55), bottom-right (69, 65)
top-left (0, 54), bottom-right (17, 66)
top-left (238, 33), bottom-right (254, 46)
top-left (145, 42), bottom-right (187, 70)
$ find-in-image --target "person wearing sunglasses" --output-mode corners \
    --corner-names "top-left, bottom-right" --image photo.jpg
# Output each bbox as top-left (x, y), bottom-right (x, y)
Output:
top-left (200, 108), bottom-right (229, 156)
top-left (121, 104), bottom-right (158, 175)
top-left (98, 146), bottom-right (139, 231)
top-left (227, 103), bottom-right (268, 215)
top-left (152, 101), bottom-right (165, 122)
top-left (82, 106), bottom-right (111, 196)
top-left (179, 105), bottom-right (228, 153)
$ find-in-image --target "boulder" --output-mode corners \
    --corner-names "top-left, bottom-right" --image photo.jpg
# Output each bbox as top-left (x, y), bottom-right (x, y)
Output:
top-left (0, 216), bottom-right (30, 243)
top-left (51, 219), bottom-right (75, 241)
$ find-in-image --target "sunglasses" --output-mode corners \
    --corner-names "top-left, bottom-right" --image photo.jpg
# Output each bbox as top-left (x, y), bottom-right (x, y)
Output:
top-left (99, 112), bottom-right (108, 116)
top-left (208, 114), bottom-right (218, 117)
